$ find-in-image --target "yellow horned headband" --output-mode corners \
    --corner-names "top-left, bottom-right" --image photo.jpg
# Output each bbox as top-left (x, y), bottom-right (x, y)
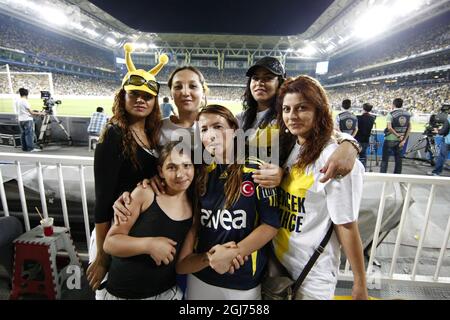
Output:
top-left (121, 43), bottom-right (169, 96)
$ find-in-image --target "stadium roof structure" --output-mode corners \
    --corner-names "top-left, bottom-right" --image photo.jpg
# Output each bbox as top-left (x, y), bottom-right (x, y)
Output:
top-left (0, 0), bottom-right (449, 61)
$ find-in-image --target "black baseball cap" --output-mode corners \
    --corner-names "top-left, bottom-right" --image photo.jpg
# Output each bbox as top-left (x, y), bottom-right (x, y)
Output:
top-left (246, 56), bottom-right (286, 78)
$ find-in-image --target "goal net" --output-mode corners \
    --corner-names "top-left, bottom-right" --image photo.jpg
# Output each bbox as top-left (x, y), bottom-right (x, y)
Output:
top-left (0, 64), bottom-right (53, 113)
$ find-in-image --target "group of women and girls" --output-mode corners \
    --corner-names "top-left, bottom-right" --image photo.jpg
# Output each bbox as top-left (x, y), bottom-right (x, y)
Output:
top-left (85, 43), bottom-right (369, 300)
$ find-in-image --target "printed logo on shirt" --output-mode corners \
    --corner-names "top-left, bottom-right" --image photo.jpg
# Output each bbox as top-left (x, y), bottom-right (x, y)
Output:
top-left (240, 181), bottom-right (255, 197)
top-left (274, 166), bottom-right (314, 259)
top-left (219, 171), bottom-right (228, 179)
top-left (345, 119), bottom-right (354, 130)
top-left (200, 209), bottom-right (247, 230)
top-left (256, 185), bottom-right (278, 207)
top-left (399, 116), bottom-right (407, 126)
top-left (279, 188), bottom-right (306, 233)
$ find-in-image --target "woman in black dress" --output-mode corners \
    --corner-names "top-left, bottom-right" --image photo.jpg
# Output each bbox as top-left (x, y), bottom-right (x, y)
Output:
top-left (86, 43), bottom-right (168, 295)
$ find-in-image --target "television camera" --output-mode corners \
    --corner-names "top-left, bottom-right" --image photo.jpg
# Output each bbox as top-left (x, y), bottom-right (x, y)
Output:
top-left (404, 103), bottom-right (448, 166)
top-left (40, 91), bottom-right (61, 115)
top-left (37, 91), bottom-right (72, 148)
top-left (424, 103), bottom-right (449, 136)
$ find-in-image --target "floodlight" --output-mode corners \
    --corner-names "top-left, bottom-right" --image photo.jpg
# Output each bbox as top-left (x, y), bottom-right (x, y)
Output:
top-left (16, 0), bottom-right (38, 11)
top-left (85, 28), bottom-right (99, 38)
top-left (134, 43), bottom-right (147, 49)
top-left (300, 45), bottom-right (317, 56)
top-left (353, 6), bottom-right (394, 39)
top-left (392, 0), bottom-right (425, 16)
top-left (70, 22), bottom-right (83, 30)
top-left (106, 37), bottom-right (117, 45)
top-left (41, 7), bottom-right (67, 26)
top-left (325, 44), bottom-right (335, 52)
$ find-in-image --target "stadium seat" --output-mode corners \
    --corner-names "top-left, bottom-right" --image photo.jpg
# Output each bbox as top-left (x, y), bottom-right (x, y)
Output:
top-left (10, 226), bottom-right (82, 300)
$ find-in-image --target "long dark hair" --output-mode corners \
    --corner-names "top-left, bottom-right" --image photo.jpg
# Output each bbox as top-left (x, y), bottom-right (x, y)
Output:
top-left (277, 76), bottom-right (334, 170)
top-left (102, 88), bottom-right (162, 169)
top-left (241, 75), bottom-right (284, 131)
top-left (196, 104), bottom-right (243, 208)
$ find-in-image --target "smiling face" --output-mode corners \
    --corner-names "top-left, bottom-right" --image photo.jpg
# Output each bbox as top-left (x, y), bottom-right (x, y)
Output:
top-left (282, 92), bottom-right (316, 144)
top-left (158, 151), bottom-right (194, 194)
top-left (170, 69), bottom-right (205, 114)
top-left (250, 67), bottom-right (280, 108)
top-left (124, 90), bottom-right (155, 120)
top-left (198, 113), bottom-right (235, 162)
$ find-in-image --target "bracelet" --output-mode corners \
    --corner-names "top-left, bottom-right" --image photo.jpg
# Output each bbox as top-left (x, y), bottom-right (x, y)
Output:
top-left (343, 139), bottom-right (362, 153)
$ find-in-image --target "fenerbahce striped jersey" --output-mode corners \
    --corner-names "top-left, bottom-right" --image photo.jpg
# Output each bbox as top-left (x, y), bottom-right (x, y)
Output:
top-left (272, 141), bottom-right (363, 299)
top-left (236, 111), bottom-right (279, 157)
top-left (194, 158), bottom-right (280, 290)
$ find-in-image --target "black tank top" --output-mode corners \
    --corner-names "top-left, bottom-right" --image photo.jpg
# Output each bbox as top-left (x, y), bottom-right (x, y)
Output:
top-left (107, 198), bottom-right (192, 299)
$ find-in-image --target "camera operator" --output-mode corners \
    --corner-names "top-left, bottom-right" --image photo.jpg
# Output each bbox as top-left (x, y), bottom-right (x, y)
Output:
top-left (15, 88), bottom-right (43, 152)
top-left (380, 98), bottom-right (411, 174)
top-left (355, 103), bottom-right (376, 170)
top-left (427, 104), bottom-right (450, 176)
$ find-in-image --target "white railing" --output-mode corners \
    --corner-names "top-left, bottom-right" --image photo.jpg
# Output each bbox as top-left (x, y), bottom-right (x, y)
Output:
top-left (0, 152), bottom-right (93, 252)
top-left (0, 152), bottom-right (450, 287)
top-left (339, 173), bottom-right (450, 287)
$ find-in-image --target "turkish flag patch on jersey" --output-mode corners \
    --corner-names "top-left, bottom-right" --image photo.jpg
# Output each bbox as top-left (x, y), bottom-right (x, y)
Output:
top-left (241, 181), bottom-right (255, 197)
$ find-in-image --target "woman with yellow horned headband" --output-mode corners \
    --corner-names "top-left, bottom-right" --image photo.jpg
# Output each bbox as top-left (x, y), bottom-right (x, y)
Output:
top-left (86, 43), bottom-right (169, 298)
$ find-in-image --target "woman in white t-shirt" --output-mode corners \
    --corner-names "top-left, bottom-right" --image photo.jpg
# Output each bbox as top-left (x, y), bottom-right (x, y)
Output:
top-left (159, 66), bottom-right (207, 148)
top-left (273, 75), bottom-right (368, 300)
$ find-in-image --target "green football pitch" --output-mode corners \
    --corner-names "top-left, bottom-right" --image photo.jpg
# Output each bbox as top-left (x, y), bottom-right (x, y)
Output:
top-left (0, 97), bottom-right (427, 132)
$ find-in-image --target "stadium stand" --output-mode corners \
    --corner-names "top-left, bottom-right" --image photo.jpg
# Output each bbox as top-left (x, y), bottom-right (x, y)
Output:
top-left (328, 83), bottom-right (450, 113)
top-left (327, 17), bottom-right (450, 78)
top-left (0, 0), bottom-right (449, 303)
top-left (0, 12), bottom-right (115, 70)
top-left (0, 10), bottom-right (448, 108)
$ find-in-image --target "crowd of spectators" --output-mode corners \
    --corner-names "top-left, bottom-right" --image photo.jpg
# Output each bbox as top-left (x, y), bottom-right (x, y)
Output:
top-left (1, 64), bottom-right (448, 112)
top-left (0, 10), bottom-right (448, 113)
top-left (328, 83), bottom-right (449, 114)
top-left (0, 13), bottom-right (115, 70)
top-left (158, 84), bottom-right (243, 101)
top-left (153, 66), bottom-right (246, 85)
top-left (328, 14), bottom-right (450, 78)
top-left (3, 70), bottom-right (448, 116)
top-left (323, 53), bottom-right (450, 85)
top-left (0, 65), bottom-right (119, 96)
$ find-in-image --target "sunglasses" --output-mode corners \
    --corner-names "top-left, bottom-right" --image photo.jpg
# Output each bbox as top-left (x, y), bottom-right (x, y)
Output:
top-left (126, 90), bottom-right (154, 101)
top-left (124, 75), bottom-right (160, 94)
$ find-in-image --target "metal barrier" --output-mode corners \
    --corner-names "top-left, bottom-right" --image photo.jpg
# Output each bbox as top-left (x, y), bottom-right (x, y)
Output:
top-left (339, 173), bottom-right (450, 287)
top-left (0, 152), bottom-right (449, 287)
top-left (0, 152), bottom-right (93, 252)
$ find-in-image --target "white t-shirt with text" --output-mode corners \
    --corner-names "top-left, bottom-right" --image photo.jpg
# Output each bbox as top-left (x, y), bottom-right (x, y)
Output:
top-left (272, 140), bottom-right (364, 299)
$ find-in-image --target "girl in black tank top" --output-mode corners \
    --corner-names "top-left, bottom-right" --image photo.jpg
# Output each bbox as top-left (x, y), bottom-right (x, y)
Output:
top-left (103, 141), bottom-right (195, 300)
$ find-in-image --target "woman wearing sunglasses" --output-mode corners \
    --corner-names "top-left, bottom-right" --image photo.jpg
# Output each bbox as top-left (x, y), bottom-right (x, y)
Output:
top-left (86, 43), bottom-right (168, 298)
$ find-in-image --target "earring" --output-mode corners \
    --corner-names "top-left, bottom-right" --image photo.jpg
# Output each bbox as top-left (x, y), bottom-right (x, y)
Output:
top-left (285, 128), bottom-right (289, 133)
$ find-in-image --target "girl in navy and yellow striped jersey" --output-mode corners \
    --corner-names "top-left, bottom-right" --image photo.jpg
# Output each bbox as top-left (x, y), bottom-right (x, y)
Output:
top-left (176, 105), bottom-right (280, 300)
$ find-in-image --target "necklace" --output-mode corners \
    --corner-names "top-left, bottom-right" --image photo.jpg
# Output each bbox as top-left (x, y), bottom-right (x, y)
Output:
top-left (131, 129), bottom-right (158, 157)
top-left (131, 128), bottom-right (154, 154)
